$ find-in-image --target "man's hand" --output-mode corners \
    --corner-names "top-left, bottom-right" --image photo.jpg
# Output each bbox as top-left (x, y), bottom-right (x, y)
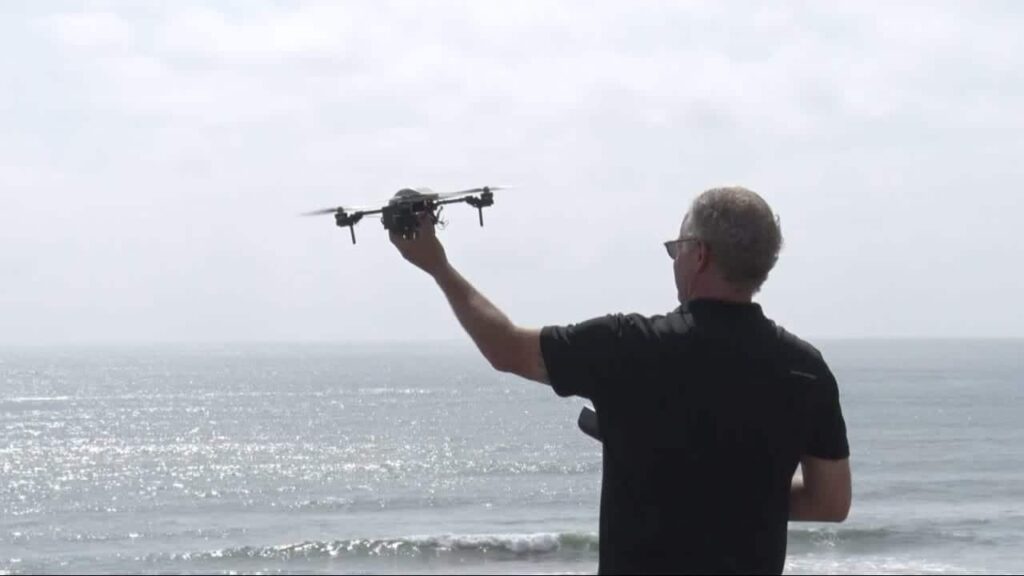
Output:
top-left (390, 214), bottom-right (449, 276)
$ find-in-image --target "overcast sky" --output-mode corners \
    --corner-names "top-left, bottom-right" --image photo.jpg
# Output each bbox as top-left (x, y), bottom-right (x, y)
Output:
top-left (1, 1), bottom-right (1022, 344)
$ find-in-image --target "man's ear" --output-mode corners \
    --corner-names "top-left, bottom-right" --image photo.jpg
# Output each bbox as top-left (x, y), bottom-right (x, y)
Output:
top-left (696, 241), bottom-right (711, 273)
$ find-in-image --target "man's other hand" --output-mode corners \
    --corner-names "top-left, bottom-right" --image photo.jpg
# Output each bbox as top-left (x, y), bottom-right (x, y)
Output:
top-left (390, 214), bottom-right (449, 276)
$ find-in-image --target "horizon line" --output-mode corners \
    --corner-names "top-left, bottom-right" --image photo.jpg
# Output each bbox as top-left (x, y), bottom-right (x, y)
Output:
top-left (1, 336), bottom-right (1023, 348)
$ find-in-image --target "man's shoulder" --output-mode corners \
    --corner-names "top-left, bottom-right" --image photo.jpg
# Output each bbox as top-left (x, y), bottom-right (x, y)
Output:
top-left (774, 324), bottom-right (820, 355)
top-left (619, 309), bottom-right (700, 341)
top-left (771, 322), bottom-right (832, 372)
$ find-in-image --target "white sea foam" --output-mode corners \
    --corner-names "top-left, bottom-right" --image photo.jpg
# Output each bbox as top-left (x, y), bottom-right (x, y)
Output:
top-left (786, 556), bottom-right (992, 575)
top-left (149, 532), bottom-right (600, 564)
top-left (2, 396), bottom-right (70, 403)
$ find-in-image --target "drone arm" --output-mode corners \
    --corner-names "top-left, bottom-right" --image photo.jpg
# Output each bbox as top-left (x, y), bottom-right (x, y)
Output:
top-left (433, 195), bottom-right (492, 227)
top-left (433, 197), bottom-right (473, 207)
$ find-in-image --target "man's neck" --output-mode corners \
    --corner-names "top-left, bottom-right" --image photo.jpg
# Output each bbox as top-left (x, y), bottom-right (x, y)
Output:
top-left (686, 282), bottom-right (754, 304)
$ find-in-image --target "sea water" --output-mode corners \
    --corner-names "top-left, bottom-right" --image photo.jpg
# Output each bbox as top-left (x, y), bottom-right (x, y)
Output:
top-left (1, 339), bottom-right (1022, 574)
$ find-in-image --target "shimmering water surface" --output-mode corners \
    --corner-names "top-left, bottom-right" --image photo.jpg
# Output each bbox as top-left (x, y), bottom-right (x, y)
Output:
top-left (2, 340), bottom-right (1022, 574)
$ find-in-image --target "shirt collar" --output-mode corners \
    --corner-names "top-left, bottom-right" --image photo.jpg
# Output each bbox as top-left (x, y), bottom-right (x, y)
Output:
top-left (677, 298), bottom-right (764, 317)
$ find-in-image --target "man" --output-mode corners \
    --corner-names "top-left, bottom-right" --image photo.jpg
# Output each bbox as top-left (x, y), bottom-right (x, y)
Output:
top-left (390, 186), bottom-right (851, 574)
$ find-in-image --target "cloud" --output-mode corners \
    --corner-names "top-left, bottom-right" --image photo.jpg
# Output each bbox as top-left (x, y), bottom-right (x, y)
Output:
top-left (46, 10), bottom-right (136, 48)
top-left (3, 0), bottom-right (1023, 342)
top-left (156, 5), bottom-right (359, 57)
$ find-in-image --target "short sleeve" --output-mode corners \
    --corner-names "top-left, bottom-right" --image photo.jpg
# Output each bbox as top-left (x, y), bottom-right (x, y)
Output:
top-left (539, 314), bottom-right (632, 401)
top-left (805, 368), bottom-right (850, 460)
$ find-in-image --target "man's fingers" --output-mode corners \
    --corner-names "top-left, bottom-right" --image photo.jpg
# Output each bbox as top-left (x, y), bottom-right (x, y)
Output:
top-left (417, 213), bottom-right (436, 233)
top-left (388, 211), bottom-right (438, 246)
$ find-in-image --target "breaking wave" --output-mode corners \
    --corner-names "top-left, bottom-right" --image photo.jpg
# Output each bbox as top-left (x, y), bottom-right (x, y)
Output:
top-left (150, 532), bottom-right (599, 564)
top-left (147, 525), bottom-right (991, 565)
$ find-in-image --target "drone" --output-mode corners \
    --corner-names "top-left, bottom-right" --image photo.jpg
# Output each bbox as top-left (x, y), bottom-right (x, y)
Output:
top-left (301, 186), bottom-right (507, 244)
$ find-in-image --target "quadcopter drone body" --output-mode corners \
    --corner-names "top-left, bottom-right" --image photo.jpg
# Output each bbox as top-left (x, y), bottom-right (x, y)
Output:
top-left (303, 186), bottom-right (502, 244)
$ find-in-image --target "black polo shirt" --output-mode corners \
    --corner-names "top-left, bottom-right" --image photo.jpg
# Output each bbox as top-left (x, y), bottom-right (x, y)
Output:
top-left (540, 299), bottom-right (849, 575)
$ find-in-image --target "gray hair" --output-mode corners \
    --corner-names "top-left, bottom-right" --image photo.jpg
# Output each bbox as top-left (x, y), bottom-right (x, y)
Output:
top-left (685, 186), bottom-right (783, 293)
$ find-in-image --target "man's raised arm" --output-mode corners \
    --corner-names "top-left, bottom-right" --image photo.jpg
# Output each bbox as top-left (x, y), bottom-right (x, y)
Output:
top-left (390, 219), bottom-right (549, 384)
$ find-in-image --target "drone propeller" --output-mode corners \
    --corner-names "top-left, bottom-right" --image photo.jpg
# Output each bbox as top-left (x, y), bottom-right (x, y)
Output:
top-left (435, 185), bottom-right (513, 199)
top-left (300, 207), bottom-right (342, 216)
top-left (300, 206), bottom-right (379, 217)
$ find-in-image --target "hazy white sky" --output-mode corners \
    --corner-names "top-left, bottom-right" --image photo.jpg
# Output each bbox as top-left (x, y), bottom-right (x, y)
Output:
top-left (1, 1), bottom-right (1022, 344)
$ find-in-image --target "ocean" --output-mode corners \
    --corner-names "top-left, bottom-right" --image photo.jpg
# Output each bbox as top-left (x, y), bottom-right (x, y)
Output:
top-left (1, 339), bottom-right (1022, 574)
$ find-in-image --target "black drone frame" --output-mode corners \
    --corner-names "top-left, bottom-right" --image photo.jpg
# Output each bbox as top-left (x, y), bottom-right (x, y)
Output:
top-left (307, 187), bottom-right (499, 244)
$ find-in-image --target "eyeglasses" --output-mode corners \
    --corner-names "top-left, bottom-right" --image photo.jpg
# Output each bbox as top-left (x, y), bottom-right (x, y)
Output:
top-left (663, 236), bottom-right (700, 259)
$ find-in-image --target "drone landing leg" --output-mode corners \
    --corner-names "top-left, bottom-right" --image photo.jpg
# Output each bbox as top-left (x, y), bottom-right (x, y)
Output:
top-left (349, 225), bottom-right (357, 244)
top-left (478, 207), bottom-right (484, 227)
